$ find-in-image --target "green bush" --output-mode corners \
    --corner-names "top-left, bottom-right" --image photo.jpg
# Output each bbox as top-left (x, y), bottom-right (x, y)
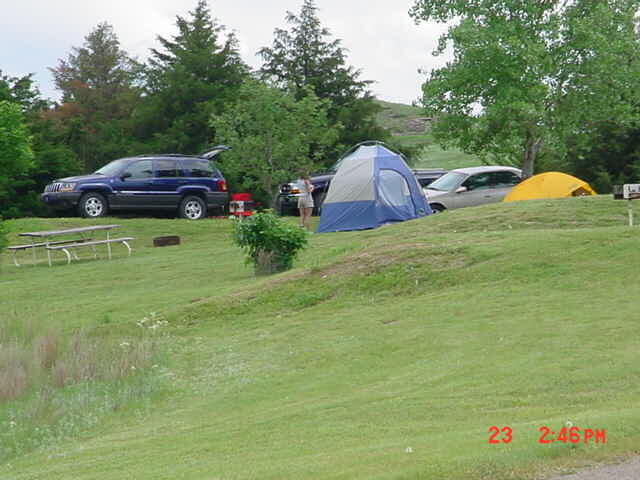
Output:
top-left (233, 211), bottom-right (308, 275)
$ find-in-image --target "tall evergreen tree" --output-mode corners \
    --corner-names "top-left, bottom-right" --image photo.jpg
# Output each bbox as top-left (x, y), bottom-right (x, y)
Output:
top-left (137, 0), bottom-right (249, 154)
top-left (258, 0), bottom-right (388, 163)
top-left (50, 22), bottom-right (142, 172)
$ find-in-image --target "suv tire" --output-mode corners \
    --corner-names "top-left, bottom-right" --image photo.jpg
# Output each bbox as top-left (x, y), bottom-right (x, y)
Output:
top-left (79, 192), bottom-right (108, 218)
top-left (180, 195), bottom-right (207, 220)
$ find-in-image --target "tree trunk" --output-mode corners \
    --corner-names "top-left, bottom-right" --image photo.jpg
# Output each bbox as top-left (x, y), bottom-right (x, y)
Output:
top-left (522, 138), bottom-right (543, 179)
top-left (262, 175), bottom-right (275, 209)
top-left (270, 189), bottom-right (280, 212)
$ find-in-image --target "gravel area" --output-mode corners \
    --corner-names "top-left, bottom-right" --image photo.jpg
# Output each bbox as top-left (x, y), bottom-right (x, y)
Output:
top-left (547, 458), bottom-right (640, 480)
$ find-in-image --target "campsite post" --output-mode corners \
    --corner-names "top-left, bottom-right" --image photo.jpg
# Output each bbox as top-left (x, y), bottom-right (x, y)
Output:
top-left (616, 185), bottom-right (640, 226)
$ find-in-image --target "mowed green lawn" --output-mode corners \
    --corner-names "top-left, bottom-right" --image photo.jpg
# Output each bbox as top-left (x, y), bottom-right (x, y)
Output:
top-left (1, 196), bottom-right (639, 479)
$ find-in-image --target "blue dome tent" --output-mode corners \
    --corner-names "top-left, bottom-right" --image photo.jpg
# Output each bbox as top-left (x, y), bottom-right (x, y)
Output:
top-left (317, 142), bottom-right (432, 233)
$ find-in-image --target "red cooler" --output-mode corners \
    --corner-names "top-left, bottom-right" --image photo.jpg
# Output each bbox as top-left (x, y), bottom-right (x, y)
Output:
top-left (229, 193), bottom-right (255, 217)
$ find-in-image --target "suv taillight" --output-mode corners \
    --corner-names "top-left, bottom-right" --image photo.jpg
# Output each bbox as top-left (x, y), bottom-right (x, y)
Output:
top-left (219, 179), bottom-right (228, 191)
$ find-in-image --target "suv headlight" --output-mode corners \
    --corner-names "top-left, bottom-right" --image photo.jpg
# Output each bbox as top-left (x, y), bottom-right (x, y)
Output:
top-left (59, 183), bottom-right (76, 192)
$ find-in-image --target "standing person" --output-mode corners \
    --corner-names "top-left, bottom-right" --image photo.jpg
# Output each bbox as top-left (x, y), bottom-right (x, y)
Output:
top-left (297, 171), bottom-right (315, 231)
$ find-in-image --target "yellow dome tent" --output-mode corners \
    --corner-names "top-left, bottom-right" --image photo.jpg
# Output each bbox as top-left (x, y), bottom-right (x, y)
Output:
top-left (503, 172), bottom-right (596, 202)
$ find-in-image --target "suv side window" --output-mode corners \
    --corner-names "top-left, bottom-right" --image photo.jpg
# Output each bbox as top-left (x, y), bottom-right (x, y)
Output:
top-left (154, 159), bottom-right (180, 178)
top-left (123, 160), bottom-right (153, 179)
top-left (183, 159), bottom-right (215, 178)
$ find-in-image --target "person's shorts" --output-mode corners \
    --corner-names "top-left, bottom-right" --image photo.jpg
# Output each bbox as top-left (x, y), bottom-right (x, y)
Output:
top-left (298, 195), bottom-right (314, 209)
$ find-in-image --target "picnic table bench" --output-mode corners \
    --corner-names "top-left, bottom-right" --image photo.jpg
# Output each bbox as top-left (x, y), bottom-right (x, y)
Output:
top-left (11, 224), bottom-right (134, 266)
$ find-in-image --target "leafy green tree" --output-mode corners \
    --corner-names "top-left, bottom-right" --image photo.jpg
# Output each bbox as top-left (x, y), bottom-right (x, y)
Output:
top-left (137, 0), bottom-right (249, 154)
top-left (410, 0), bottom-right (640, 177)
top-left (563, 122), bottom-right (640, 193)
top-left (0, 70), bottom-right (49, 113)
top-left (259, 0), bottom-right (388, 163)
top-left (0, 100), bottom-right (34, 217)
top-left (50, 22), bottom-right (142, 172)
top-left (211, 80), bottom-right (339, 207)
top-left (0, 72), bottom-right (80, 217)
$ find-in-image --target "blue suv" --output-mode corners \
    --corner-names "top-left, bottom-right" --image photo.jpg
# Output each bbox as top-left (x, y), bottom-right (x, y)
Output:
top-left (42, 147), bottom-right (230, 220)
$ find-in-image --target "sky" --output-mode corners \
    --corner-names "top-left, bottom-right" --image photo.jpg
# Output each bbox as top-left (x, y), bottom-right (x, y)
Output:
top-left (0, 0), bottom-right (451, 105)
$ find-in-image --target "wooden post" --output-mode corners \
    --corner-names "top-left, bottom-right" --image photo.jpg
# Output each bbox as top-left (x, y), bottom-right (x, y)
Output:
top-left (629, 199), bottom-right (634, 227)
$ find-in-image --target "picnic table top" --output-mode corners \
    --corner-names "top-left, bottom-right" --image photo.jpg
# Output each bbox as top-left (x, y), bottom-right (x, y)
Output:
top-left (19, 224), bottom-right (121, 237)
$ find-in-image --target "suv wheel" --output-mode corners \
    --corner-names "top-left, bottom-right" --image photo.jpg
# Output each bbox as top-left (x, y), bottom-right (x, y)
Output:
top-left (79, 192), bottom-right (107, 218)
top-left (180, 195), bottom-right (207, 220)
top-left (430, 203), bottom-right (446, 213)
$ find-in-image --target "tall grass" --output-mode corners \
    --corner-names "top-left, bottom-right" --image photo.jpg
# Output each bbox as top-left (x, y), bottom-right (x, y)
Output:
top-left (0, 313), bottom-right (168, 462)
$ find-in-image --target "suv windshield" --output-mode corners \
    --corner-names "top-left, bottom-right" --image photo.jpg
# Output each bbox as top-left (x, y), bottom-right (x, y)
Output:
top-left (94, 158), bottom-right (129, 176)
top-left (427, 172), bottom-right (466, 191)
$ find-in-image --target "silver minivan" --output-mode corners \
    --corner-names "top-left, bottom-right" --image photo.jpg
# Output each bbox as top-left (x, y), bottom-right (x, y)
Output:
top-left (424, 166), bottom-right (522, 212)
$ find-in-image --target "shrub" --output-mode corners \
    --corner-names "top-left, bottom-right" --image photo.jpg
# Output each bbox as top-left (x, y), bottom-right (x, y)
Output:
top-left (232, 211), bottom-right (308, 275)
top-left (0, 219), bottom-right (7, 255)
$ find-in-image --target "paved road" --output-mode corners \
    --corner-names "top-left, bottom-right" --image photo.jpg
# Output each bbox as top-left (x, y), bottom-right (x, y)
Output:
top-left (547, 457), bottom-right (640, 480)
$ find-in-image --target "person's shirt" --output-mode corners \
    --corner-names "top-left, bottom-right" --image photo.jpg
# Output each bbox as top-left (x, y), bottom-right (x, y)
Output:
top-left (297, 178), bottom-right (312, 195)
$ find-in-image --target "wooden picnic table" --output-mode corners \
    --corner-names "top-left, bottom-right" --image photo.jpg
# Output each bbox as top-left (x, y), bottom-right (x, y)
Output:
top-left (12, 224), bottom-right (133, 267)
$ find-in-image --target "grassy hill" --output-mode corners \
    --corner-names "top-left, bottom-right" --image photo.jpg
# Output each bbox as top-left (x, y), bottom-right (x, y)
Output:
top-left (1, 196), bottom-right (639, 479)
top-left (375, 99), bottom-right (482, 170)
top-left (375, 99), bottom-right (425, 135)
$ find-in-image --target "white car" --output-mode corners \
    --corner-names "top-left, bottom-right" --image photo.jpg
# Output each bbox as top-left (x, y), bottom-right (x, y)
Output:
top-left (424, 166), bottom-right (522, 212)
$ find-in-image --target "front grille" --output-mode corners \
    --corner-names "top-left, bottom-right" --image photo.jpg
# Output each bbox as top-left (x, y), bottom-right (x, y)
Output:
top-left (45, 183), bottom-right (63, 193)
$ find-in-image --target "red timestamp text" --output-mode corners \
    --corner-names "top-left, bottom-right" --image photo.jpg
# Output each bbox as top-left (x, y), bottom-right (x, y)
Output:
top-left (538, 426), bottom-right (606, 444)
top-left (488, 426), bottom-right (607, 445)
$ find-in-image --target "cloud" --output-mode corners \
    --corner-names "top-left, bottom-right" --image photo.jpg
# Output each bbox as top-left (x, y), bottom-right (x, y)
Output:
top-left (0, 0), bottom-right (451, 104)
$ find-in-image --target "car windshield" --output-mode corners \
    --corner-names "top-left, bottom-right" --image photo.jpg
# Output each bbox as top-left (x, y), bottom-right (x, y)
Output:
top-left (427, 171), bottom-right (466, 191)
top-left (94, 158), bottom-right (129, 176)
